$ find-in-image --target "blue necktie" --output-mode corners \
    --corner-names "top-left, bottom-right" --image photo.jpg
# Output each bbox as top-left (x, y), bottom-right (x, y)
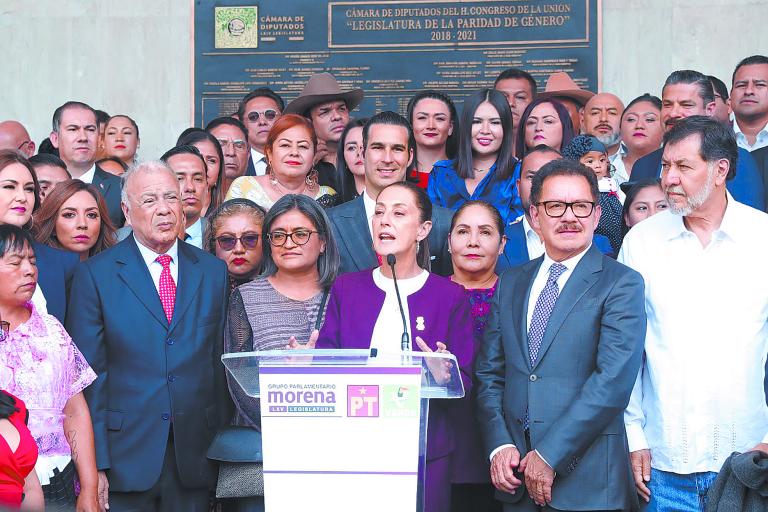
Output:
top-left (528, 263), bottom-right (567, 366)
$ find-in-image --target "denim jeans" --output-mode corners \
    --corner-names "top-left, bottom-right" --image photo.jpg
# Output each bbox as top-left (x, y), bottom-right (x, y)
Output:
top-left (644, 468), bottom-right (718, 512)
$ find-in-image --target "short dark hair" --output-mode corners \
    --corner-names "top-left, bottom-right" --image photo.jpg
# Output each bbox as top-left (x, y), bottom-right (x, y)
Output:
top-left (205, 116), bottom-right (248, 140)
top-left (95, 109), bottom-right (111, 127)
top-left (663, 115), bottom-right (738, 180)
top-left (260, 194), bottom-right (340, 288)
top-left (515, 98), bottom-right (575, 157)
top-left (0, 223), bottom-right (35, 259)
top-left (362, 111), bottom-right (415, 152)
top-left (52, 101), bottom-right (97, 132)
top-left (455, 89), bottom-right (516, 180)
top-left (732, 55), bottom-right (768, 84)
top-left (708, 75), bottom-right (729, 101)
top-left (663, 70), bottom-right (714, 106)
top-left (37, 138), bottom-right (59, 156)
top-left (379, 182), bottom-right (433, 270)
top-left (237, 88), bottom-right (285, 120)
top-left (530, 158), bottom-right (599, 206)
top-left (160, 144), bottom-right (207, 173)
top-left (622, 93), bottom-right (662, 118)
top-left (96, 157), bottom-right (128, 172)
top-left (406, 90), bottom-right (459, 159)
top-left (494, 68), bottom-right (538, 96)
top-left (29, 153), bottom-right (69, 174)
top-left (522, 144), bottom-right (562, 160)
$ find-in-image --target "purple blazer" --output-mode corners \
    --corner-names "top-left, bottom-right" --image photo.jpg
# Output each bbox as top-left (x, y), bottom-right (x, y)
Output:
top-left (317, 270), bottom-right (474, 461)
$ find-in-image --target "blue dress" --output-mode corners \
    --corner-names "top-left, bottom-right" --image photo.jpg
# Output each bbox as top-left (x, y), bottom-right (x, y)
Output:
top-left (427, 159), bottom-right (524, 224)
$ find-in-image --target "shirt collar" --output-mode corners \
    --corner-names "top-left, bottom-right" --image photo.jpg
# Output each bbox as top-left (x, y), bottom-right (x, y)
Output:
top-left (134, 234), bottom-right (179, 267)
top-left (186, 217), bottom-right (203, 238)
top-left (79, 164), bottom-right (97, 184)
top-left (522, 215), bottom-right (538, 240)
top-left (250, 147), bottom-right (265, 162)
top-left (542, 243), bottom-right (591, 273)
top-left (662, 192), bottom-right (742, 243)
top-left (609, 141), bottom-right (628, 161)
top-left (733, 118), bottom-right (768, 138)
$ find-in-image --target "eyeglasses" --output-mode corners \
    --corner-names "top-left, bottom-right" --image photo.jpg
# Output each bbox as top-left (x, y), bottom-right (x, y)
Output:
top-left (267, 229), bottom-right (319, 247)
top-left (0, 321), bottom-right (9, 342)
top-left (216, 138), bottom-right (248, 152)
top-left (537, 201), bottom-right (596, 218)
top-left (16, 140), bottom-right (32, 151)
top-left (246, 110), bottom-right (279, 123)
top-left (216, 233), bottom-right (260, 251)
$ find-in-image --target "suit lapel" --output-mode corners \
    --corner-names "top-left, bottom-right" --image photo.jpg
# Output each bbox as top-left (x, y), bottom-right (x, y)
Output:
top-left (341, 198), bottom-right (377, 271)
top-left (532, 245), bottom-right (603, 370)
top-left (517, 258), bottom-right (542, 371)
top-left (169, 242), bottom-right (201, 333)
top-left (92, 167), bottom-right (112, 195)
top-left (116, 238), bottom-right (168, 328)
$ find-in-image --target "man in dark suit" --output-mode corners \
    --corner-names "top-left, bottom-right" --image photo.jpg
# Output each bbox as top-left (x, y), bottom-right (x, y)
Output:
top-left (631, 70), bottom-right (765, 211)
top-left (327, 111), bottom-right (453, 276)
top-left (476, 160), bottom-right (646, 511)
top-left (237, 87), bottom-right (285, 177)
top-left (66, 161), bottom-right (229, 511)
top-left (49, 101), bottom-right (125, 226)
top-left (499, 146), bottom-right (613, 272)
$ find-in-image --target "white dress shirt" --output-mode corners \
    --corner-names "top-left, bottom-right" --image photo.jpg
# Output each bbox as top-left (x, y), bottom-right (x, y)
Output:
top-left (185, 217), bottom-right (204, 249)
top-left (134, 235), bottom-right (179, 292)
top-left (609, 143), bottom-right (629, 203)
top-left (491, 244), bottom-right (591, 466)
top-left (521, 215), bottom-right (544, 259)
top-left (370, 268), bottom-right (429, 354)
top-left (733, 118), bottom-right (768, 152)
top-left (363, 189), bottom-right (377, 238)
top-left (249, 148), bottom-right (268, 176)
top-left (78, 164), bottom-right (97, 184)
top-left (619, 198), bottom-right (768, 473)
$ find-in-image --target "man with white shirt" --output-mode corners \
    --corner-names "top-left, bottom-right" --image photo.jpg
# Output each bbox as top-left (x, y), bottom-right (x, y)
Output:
top-left (498, 146), bottom-right (614, 272)
top-left (237, 87), bottom-right (284, 176)
top-left (327, 111), bottom-right (453, 276)
top-left (731, 55), bottom-right (768, 151)
top-left (67, 160), bottom-right (229, 511)
top-left (49, 101), bottom-right (124, 226)
top-left (162, 145), bottom-right (208, 249)
top-left (619, 115), bottom-right (768, 511)
top-left (476, 159), bottom-right (646, 511)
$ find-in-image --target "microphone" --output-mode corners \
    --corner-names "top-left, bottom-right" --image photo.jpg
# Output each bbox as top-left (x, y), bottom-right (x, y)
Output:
top-left (386, 254), bottom-right (410, 352)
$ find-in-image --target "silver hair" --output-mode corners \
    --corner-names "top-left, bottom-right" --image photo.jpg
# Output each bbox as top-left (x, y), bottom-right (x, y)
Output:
top-left (120, 160), bottom-right (178, 209)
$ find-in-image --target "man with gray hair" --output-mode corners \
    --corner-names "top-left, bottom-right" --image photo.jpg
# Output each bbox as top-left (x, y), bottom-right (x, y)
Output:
top-left (50, 100), bottom-right (125, 226)
top-left (619, 116), bottom-right (768, 511)
top-left (67, 160), bottom-right (230, 511)
top-left (631, 70), bottom-right (765, 211)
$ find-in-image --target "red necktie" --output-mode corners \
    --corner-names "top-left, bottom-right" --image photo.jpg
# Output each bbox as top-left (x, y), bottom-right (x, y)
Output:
top-left (156, 254), bottom-right (176, 323)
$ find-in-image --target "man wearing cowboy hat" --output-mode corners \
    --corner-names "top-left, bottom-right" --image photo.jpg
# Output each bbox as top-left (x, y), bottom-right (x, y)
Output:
top-left (537, 72), bottom-right (595, 133)
top-left (285, 72), bottom-right (364, 183)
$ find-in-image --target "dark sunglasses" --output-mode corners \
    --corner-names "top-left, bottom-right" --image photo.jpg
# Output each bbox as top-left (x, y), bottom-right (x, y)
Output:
top-left (247, 110), bottom-right (279, 123)
top-left (216, 233), bottom-right (260, 251)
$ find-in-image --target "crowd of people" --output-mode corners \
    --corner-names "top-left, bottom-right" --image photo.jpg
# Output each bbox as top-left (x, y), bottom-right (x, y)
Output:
top-left (1, 53), bottom-right (768, 512)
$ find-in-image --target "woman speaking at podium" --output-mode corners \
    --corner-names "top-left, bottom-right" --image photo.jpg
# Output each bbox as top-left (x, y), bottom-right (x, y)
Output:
top-left (297, 181), bottom-right (474, 512)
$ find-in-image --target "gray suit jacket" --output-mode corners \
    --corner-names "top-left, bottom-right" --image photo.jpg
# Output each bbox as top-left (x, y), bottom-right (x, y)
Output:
top-left (327, 195), bottom-right (453, 276)
top-left (475, 244), bottom-right (646, 511)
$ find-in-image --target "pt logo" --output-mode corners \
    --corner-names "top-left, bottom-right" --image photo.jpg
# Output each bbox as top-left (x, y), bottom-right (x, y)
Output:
top-left (347, 385), bottom-right (379, 417)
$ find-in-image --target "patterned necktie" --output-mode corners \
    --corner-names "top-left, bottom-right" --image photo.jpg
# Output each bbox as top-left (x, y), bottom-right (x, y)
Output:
top-left (156, 254), bottom-right (176, 323)
top-left (527, 262), bottom-right (567, 366)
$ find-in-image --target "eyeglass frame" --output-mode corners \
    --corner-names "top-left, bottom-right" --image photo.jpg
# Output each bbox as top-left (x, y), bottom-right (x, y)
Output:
top-left (267, 229), bottom-right (320, 247)
top-left (216, 138), bottom-right (248, 152)
top-left (246, 110), bottom-right (279, 123)
top-left (215, 233), bottom-right (261, 251)
top-left (536, 200), bottom-right (597, 218)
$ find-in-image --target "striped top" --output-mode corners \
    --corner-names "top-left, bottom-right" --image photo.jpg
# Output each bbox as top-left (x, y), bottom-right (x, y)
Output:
top-left (224, 276), bottom-right (326, 428)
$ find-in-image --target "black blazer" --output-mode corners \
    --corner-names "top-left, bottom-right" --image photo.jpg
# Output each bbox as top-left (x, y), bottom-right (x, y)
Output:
top-left (33, 241), bottom-right (79, 324)
top-left (66, 238), bottom-right (230, 492)
top-left (327, 195), bottom-right (453, 276)
top-left (92, 166), bottom-right (125, 228)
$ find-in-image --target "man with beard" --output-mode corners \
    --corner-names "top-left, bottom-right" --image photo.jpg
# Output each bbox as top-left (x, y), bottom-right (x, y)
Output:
top-left (619, 116), bottom-right (768, 512)
top-left (631, 70), bottom-right (765, 211)
top-left (580, 92), bottom-right (624, 163)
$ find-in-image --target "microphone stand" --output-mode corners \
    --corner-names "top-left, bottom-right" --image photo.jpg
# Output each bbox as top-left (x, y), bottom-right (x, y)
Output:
top-left (386, 254), bottom-right (411, 366)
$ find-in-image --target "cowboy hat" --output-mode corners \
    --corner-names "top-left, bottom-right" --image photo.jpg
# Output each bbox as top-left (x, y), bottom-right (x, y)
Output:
top-left (536, 72), bottom-right (594, 106)
top-left (284, 73), bottom-right (364, 116)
